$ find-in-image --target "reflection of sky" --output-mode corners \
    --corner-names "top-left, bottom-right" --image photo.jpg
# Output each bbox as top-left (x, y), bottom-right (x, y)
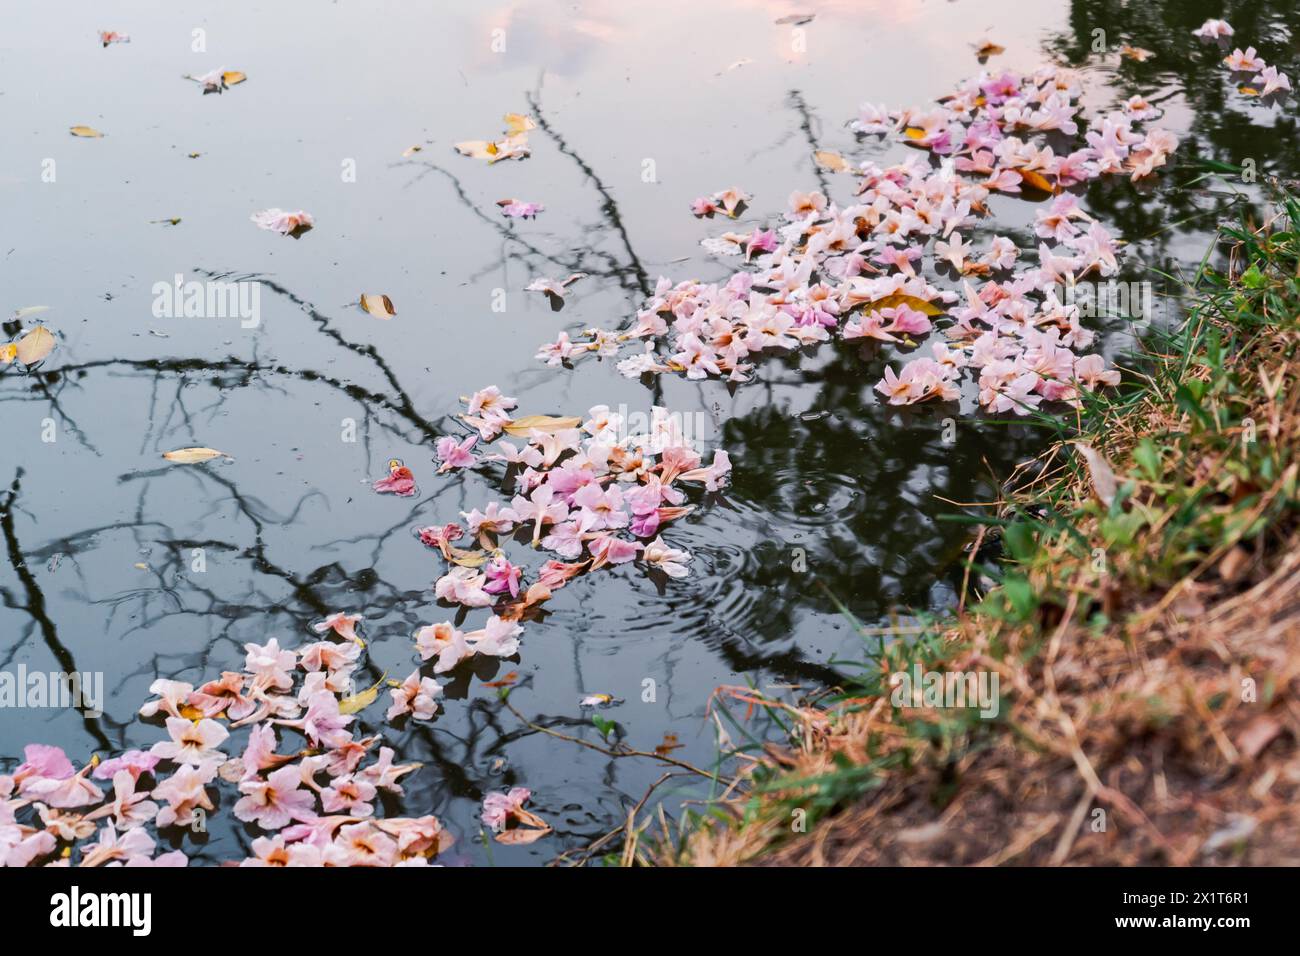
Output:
top-left (1, 0), bottom-right (1281, 865)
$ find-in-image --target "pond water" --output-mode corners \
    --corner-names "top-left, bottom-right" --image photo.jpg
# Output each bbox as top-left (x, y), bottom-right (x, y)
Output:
top-left (1, 0), bottom-right (1295, 864)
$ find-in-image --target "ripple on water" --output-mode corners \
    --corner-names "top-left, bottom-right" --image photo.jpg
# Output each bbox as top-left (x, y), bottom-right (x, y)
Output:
top-left (758, 467), bottom-right (866, 529)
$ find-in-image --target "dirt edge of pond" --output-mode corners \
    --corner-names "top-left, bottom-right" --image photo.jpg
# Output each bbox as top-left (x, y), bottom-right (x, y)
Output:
top-left (652, 185), bottom-right (1300, 868)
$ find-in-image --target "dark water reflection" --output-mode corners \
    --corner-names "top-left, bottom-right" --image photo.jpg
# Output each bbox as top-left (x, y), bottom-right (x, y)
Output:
top-left (1, 0), bottom-right (1294, 864)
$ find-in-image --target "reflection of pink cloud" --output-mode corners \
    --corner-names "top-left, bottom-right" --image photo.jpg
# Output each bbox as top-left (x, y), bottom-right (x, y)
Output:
top-left (467, 0), bottom-right (1062, 91)
top-left (734, 0), bottom-right (925, 28)
top-left (471, 3), bottom-right (623, 74)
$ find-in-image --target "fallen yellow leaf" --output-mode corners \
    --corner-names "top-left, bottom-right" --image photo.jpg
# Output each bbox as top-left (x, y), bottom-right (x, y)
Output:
top-left (15, 326), bottom-right (56, 365)
top-left (503, 112), bottom-right (536, 135)
top-left (867, 294), bottom-right (945, 316)
top-left (162, 447), bottom-right (228, 464)
top-left (494, 825), bottom-right (551, 845)
top-left (359, 293), bottom-right (397, 319)
top-left (813, 150), bottom-right (850, 172)
top-left (339, 676), bottom-right (385, 715)
top-left (502, 415), bottom-right (583, 437)
top-left (1119, 45), bottom-right (1155, 62)
top-left (454, 139), bottom-right (496, 159)
top-left (1018, 169), bottom-right (1058, 194)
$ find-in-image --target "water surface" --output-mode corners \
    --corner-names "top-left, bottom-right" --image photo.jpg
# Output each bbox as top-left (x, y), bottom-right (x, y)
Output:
top-left (2, 0), bottom-right (1295, 864)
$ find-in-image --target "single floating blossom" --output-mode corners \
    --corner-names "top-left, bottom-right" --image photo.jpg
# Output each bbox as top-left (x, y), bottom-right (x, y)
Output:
top-left (415, 621), bottom-right (473, 673)
top-left (691, 187), bottom-right (751, 218)
top-left (386, 670), bottom-right (443, 721)
top-left (250, 208), bottom-right (314, 236)
top-left (1192, 19), bottom-right (1234, 40)
top-left (579, 694), bottom-right (623, 708)
top-left (497, 198), bottom-right (544, 218)
top-left (92, 750), bottom-right (160, 782)
top-left (313, 611), bottom-right (365, 644)
top-left (642, 536), bottom-right (692, 578)
top-left (150, 717), bottom-right (230, 768)
top-left (1224, 47), bottom-right (1266, 73)
top-left (525, 272), bottom-right (588, 309)
top-left (482, 787), bottom-right (551, 843)
top-left (151, 763), bottom-right (217, 830)
top-left (1251, 65), bottom-right (1292, 98)
top-left (187, 68), bottom-right (248, 93)
top-left (234, 765), bottom-right (318, 830)
top-left (373, 458), bottom-right (418, 497)
top-left (436, 434), bottom-right (478, 472)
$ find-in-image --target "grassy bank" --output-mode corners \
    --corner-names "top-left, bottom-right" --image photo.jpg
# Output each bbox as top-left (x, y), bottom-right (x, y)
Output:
top-left (656, 184), bottom-right (1300, 867)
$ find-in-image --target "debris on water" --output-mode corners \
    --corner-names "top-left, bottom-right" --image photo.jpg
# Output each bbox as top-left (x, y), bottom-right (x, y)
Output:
top-left (579, 694), bottom-right (623, 709)
top-left (359, 293), bottom-right (397, 319)
top-left (251, 208), bottom-right (314, 237)
top-left (454, 112), bottom-right (534, 163)
top-left (525, 273), bottom-right (587, 310)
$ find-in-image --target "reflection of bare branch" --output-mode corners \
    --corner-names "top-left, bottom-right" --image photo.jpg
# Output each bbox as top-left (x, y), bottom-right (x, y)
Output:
top-left (1, 469), bottom-right (114, 749)
top-left (27, 355), bottom-right (447, 444)
top-left (787, 90), bottom-right (831, 194)
top-left (396, 159), bottom-right (628, 281)
top-left (527, 86), bottom-right (652, 299)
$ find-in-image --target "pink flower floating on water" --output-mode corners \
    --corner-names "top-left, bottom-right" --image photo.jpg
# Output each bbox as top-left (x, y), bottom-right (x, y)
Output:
top-left (313, 611), bottom-right (365, 643)
top-left (0, 387), bottom-right (722, 868)
top-left (250, 207), bottom-right (314, 235)
top-left (1192, 19), bottom-right (1234, 40)
top-left (1194, 27), bottom-right (1291, 101)
top-left (2, 600), bottom-right (451, 866)
top-left (373, 458), bottom-right (418, 497)
top-left (691, 187), bottom-right (751, 219)
top-left (497, 198), bottom-right (544, 218)
top-left (534, 61), bottom-right (1199, 413)
top-left (436, 434), bottom-right (478, 472)
top-left (481, 787), bottom-right (551, 843)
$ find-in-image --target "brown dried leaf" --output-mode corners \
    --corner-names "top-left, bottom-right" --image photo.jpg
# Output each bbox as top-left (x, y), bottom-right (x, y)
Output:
top-left (813, 150), bottom-right (850, 173)
top-left (15, 326), bottom-right (56, 365)
top-left (1018, 169), bottom-right (1059, 194)
top-left (867, 294), bottom-right (945, 316)
top-left (1236, 716), bottom-right (1283, 760)
top-left (1218, 546), bottom-right (1251, 583)
top-left (359, 293), bottom-right (397, 319)
top-left (502, 415), bottom-right (582, 437)
top-left (494, 824), bottom-right (550, 845)
top-left (162, 447), bottom-right (228, 464)
top-left (1074, 443), bottom-right (1118, 507)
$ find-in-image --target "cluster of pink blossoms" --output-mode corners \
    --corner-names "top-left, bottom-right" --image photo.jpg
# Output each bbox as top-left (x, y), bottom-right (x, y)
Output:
top-left (1, 612), bottom-right (453, 867)
top-left (5, 386), bottom-right (730, 866)
top-left (534, 62), bottom-right (1187, 414)
top-left (407, 386), bottom-right (730, 669)
top-left (1193, 19), bottom-right (1292, 99)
